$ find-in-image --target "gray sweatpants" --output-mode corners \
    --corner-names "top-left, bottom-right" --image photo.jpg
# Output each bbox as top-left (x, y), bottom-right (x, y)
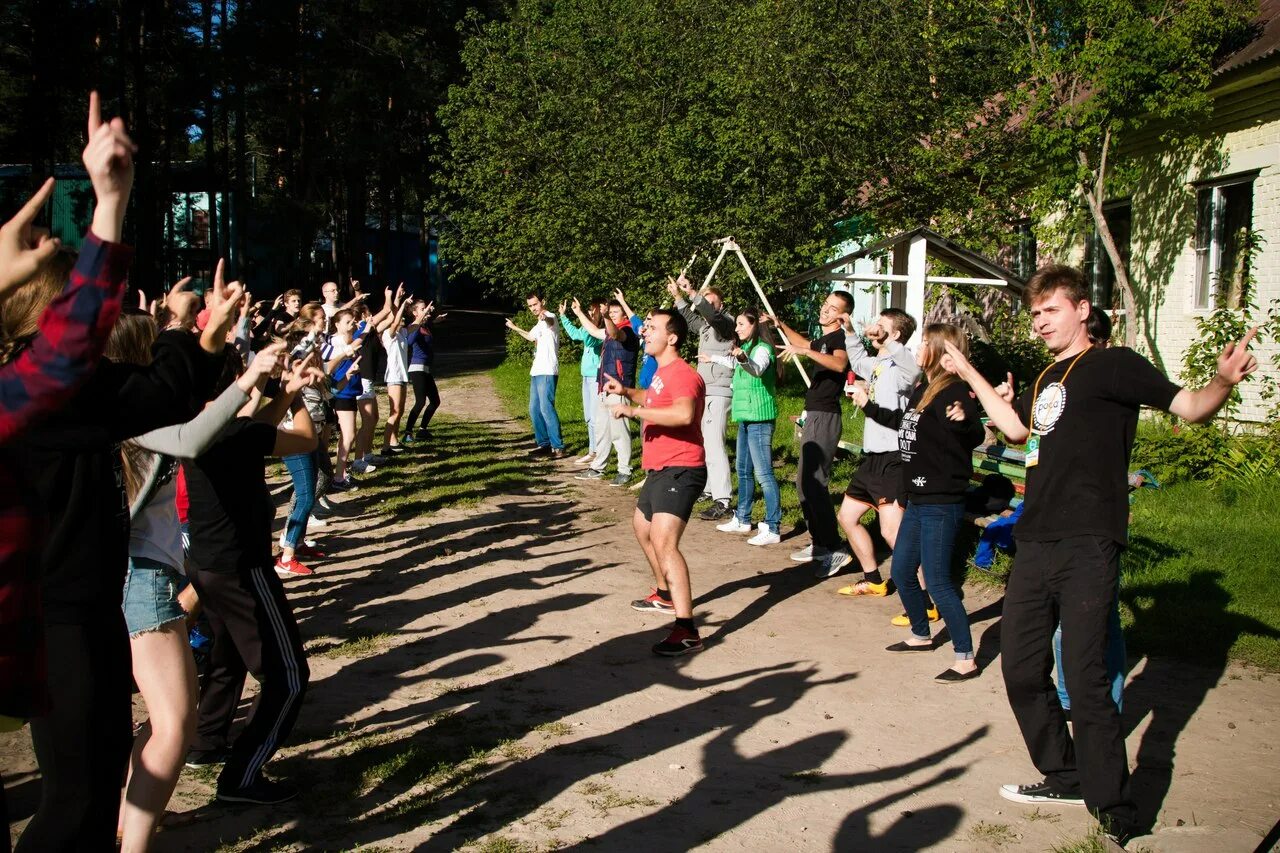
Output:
top-left (590, 392), bottom-right (632, 476)
top-left (702, 394), bottom-right (732, 501)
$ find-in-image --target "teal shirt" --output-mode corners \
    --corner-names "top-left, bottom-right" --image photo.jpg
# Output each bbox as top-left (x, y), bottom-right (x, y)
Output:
top-left (560, 315), bottom-right (603, 378)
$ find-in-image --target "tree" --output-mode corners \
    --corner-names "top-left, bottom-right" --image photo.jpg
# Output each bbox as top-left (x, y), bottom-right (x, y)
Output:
top-left (439, 0), bottom-right (1016, 305)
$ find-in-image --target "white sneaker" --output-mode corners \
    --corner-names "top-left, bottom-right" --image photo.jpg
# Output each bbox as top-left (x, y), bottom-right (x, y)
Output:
top-left (574, 452), bottom-right (595, 466)
top-left (716, 517), bottom-right (753, 534)
top-left (748, 523), bottom-right (781, 546)
top-left (307, 515), bottom-right (328, 529)
top-left (352, 458), bottom-right (375, 474)
top-left (790, 544), bottom-right (814, 562)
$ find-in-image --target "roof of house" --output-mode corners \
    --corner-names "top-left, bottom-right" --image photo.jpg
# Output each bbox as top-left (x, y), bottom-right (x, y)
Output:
top-left (778, 226), bottom-right (1025, 295)
top-left (1216, 0), bottom-right (1280, 75)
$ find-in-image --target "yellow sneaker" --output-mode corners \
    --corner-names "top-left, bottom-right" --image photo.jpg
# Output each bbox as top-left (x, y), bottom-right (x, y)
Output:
top-left (837, 579), bottom-right (890, 597)
top-left (890, 607), bottom-right (940, 626)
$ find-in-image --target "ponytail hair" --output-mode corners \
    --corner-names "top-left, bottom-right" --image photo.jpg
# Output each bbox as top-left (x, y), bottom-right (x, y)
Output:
top-left (915, 323), bottom-right (968, 412)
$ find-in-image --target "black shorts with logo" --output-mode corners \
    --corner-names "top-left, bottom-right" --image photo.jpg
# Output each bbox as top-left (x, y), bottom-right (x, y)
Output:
top-left (844, 451), bottom-right (905, 507)
top-left (638, 466), bottom-right (708, 522)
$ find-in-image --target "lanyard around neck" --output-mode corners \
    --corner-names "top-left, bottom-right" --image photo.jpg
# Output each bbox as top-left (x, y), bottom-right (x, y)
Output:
top-left (1030, 346), bottom-right (1091, 433)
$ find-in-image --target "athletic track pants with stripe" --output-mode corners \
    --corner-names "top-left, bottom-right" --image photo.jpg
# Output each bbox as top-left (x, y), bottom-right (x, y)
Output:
top-left (189, 564), bottom-right (310, 791)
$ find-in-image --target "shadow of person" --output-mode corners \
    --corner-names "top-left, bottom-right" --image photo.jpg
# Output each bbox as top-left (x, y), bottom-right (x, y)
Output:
top-left (1121, 567), bottom-right (1280, 833)
top-left (559, 725), bottom-right (986, 853)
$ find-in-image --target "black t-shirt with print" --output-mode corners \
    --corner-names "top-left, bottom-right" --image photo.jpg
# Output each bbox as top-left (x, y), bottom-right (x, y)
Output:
top-left (804, 329), bottom-right (847, 413)
top-left (1014, 347), bottom-right (1180, 545)
top-left (899, 380), bottom-right (985, 504)
top-left (184, 417), bottom-right (278, 572)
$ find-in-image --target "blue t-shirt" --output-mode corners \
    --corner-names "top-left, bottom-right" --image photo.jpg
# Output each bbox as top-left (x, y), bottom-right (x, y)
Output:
top-left (632, 316), bottom-right (657, 390)
top-left (328, 321), bottom-right (369, 400)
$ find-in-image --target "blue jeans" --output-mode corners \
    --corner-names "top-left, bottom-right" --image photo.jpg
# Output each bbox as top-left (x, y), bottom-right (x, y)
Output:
top-left (735, 420), bottom-right (780, 532)
top-left (283, 452), bottom-right (317, 549)
top-left (529, 374), bottom-right (563, 449)
top-left (581, 375), bottom-right (597, 451)
top-left (1054, 602), bottom-right (1126, 711)
top-left (891, 500), bottom-right (972, 658)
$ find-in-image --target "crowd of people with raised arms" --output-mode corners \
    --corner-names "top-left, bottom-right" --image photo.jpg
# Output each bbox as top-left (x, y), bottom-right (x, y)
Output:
top-left (0, 95), bottom-right (450, 852)
top-left (0, 90), bottom-right (1261, 853)
top-left (514, 258), bottom-right (1257, 847)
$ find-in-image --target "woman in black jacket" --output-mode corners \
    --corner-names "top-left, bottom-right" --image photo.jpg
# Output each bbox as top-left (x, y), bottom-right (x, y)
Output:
top-left (854, 323), bottom-right (985, 682)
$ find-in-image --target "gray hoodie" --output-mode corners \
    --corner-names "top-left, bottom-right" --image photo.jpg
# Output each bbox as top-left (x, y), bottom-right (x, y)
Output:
top-left (676, 294), bottom-right (737, 398)
top-left (845, 334), bottom-right (921, 454)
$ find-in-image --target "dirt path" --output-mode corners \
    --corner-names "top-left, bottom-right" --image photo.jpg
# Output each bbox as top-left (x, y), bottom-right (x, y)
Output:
top-left (4, 363), bottom-right (1278, 852)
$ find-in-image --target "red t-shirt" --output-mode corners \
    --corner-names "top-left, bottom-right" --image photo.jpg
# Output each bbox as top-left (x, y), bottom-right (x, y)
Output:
top-left (641, 358), bottom-right (706, 471)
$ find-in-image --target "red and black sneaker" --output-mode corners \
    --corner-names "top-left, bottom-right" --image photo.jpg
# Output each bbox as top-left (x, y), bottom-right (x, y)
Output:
top-left (630, 589), bottom-right (675, 613)
top-left (295, 543), bottom-right (327, 559)
top-left (274, 557), bottom-right (314, 578)
top-left (652, 625), bottom-right (704, 657)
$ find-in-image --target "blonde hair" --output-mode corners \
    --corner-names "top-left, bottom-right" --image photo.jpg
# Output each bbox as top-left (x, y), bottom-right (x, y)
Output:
top-left (915, 323), bottom-right (968, 412)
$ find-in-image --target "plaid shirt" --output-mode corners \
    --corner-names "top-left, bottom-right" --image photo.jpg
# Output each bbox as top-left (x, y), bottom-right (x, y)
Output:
top-left (0, 232), bottom-right (132, 718)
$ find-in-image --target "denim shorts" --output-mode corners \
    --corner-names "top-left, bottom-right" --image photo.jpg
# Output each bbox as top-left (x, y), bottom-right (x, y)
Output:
top-left (122, 556), bottom-right (186, 637)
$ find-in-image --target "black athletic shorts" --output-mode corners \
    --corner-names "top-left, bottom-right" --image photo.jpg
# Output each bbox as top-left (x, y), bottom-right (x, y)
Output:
top-left (844, 451), bottom-right (905, 507)
top-left (637, 465), bottom-right (708, 522)
top-left (333, 396), bottom-right (358, 412)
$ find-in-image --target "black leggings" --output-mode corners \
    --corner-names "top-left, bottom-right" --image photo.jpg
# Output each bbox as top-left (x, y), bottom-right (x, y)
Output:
top-left (405, 371), bottom-right (440, 435)
top-left (15, 613), bottom-right (133, 853)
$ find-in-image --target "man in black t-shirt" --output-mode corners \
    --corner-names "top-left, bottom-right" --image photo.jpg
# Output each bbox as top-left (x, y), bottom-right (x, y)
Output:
top-left (946, 266), bottom-right (1258, 847)
top-left (769, 290), bottom-right (853, 578)
top-left (184, 352), bottom-right (324, 806)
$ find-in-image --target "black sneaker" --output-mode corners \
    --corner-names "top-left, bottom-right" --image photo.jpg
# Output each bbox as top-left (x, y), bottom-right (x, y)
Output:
top-left (609, 473), bottom-right (629, 487)
top-left (217, 777), bottom-right (299, 805)
top-left (315, 496), bottom-right (336, 515)
top-left (652, 625), bottom-right (704, 657)
top-left (575, 469), bottom-right (605, 481)
top-left (528, 445), bottom-right (552, 457)
top-left (184, 748), bottom-right (228, 769)
top-left (698, 501), bottom-right (732, 521)
top-left (998, 781), bottom-right (1085, 807)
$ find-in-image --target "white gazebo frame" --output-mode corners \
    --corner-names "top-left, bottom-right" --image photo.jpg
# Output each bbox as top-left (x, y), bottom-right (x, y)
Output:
top-left (777, 226), bottom-right (1026, 348)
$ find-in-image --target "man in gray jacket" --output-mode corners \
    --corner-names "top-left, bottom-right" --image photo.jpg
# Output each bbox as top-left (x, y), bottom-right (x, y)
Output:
top-left (669, 273), bottom-right (736, 520)
top-left (831, 308), bottom-right (920, 593)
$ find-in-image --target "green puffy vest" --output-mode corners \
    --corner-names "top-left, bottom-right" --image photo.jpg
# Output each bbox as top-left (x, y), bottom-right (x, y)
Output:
top-left (731, 340), bottom-right (777, 422)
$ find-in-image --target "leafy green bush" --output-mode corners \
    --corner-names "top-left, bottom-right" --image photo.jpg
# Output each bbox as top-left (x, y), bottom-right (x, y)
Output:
top-left (1133, 420), bottom-right (1280, 484)
top-left (504, 309), bottom-right (539, 367)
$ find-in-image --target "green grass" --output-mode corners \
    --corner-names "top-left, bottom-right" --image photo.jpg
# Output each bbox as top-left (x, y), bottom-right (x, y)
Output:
top-left (967, 821), bottom-right (1019, 847)
top-left (309, 632), bottom-right (396, 660)
top-left (971, 479), bottom-right (1280, 671)
top-left (491, 358), bottom-right (866, 528)
top-left (351, 409), bottom-right (542, 518)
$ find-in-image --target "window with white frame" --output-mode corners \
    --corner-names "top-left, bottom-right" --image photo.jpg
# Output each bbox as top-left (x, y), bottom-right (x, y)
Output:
top-left (1194, 175), bottom-right (1255, 310)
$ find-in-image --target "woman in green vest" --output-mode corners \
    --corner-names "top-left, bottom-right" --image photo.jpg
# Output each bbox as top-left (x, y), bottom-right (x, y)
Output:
top-left (712, 309), bottom-right (781, 546)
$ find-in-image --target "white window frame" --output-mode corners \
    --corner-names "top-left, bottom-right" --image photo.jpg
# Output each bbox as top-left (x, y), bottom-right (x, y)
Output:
top-left (1192, 173), bottom-right (1256, 312)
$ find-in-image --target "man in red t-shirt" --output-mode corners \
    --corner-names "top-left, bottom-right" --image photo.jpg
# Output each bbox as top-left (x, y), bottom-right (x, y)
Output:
top-left (602, 309), bottom-right (707, 656)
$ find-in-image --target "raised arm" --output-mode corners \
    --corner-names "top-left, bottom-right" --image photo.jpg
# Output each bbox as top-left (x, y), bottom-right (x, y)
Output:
top-left (0, 93), bottom-right (136, 443)
top-left (943, 341), bottom-right (1028, 443)
top-left (692, 294), bottom-right (735, 341)
top-left (504, 317), bottom-right (536, 341)
top-left (1168, 327), bottom-right (1258, 423)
